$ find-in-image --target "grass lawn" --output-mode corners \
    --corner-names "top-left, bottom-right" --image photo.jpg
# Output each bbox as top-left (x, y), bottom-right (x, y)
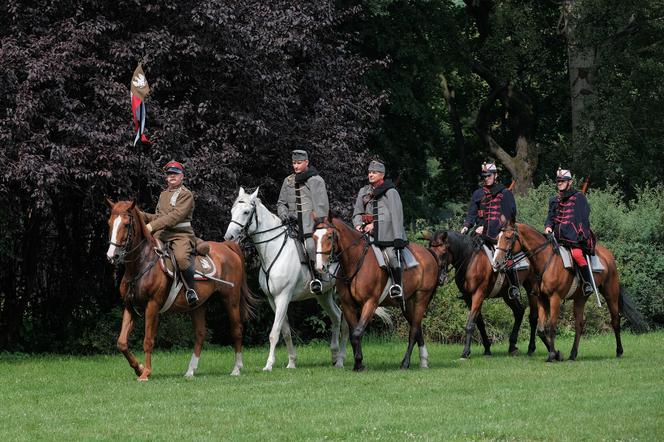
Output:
top-left (1, 332), bottom-right (663, 441)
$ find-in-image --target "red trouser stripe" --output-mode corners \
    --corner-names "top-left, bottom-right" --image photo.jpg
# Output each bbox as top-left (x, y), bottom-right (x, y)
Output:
top-left (570, 247), bottom-right (587, 266)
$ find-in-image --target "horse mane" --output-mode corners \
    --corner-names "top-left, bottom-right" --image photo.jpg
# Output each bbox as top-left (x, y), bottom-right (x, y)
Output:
top-left (130, 202), bottom-right (155, 246)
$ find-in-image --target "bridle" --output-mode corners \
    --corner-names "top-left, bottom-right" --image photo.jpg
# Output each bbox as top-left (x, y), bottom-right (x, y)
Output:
top-left (427, 239), bottom-right (451, 285)
top-left (321, 224), bottom-right (371, 285)
top-left (108, 211), bottom-right (145, 263)
top-left (495, 224), bottom-right (556, 282)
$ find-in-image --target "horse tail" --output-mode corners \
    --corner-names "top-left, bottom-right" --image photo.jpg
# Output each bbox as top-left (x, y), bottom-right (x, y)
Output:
top-left (619, 285), bottom-right (648, 333)
top-left (374, 307), bottom-right (393, 328)
top-left (226, 241), bottom-right (260, 322)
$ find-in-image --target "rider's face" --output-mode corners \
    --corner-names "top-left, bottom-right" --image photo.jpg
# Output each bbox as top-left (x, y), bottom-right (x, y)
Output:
top-left (483, 173), bottom-right (496, 186)
top-left (368, 170), bottom-right (384, 184)
top-left (292, 160), bottom-right (309, 174)
top-left (556, 180), bottom-right (570, 191)
top-left (166, 172), bottom-right (184, 189)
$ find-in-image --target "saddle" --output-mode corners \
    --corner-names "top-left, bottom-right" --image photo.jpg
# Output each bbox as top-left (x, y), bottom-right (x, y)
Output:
top-left (155, 238), bottom-right (217, 281)
top-left (371, 244), bottom-right (419, 270)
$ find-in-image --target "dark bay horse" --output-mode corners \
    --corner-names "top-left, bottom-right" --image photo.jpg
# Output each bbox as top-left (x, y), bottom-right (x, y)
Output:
top-left (424, 231), bottom-right (541, 359)
top-left (313, 215), bottom-right (439, 371)
top-left (493, 222), bottom-right (645, 362)
top-left (105, 199), bottom-right (258, 380)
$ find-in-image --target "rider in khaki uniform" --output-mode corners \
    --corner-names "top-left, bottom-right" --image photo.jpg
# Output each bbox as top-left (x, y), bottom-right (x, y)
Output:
top-left (142, 160), bottom-right (199, 305)
top-left (277, 149), bottom-right (330, 294)
top-left (352, 160), bottom-right (407, 298)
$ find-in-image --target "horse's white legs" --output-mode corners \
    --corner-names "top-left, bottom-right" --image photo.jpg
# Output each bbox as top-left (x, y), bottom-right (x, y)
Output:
top-left (231, 352), bottom-right (243, 376)
top-left (316, 290), bottom-right (346, 367)
top-left (185, 353), bottom-right (199, 378)
top-left (264, 294), bottom-right (293, 371)
top-left (281, 314), bottom-right (297, 369)
top-left (418, 344), bottom-right (429, 369)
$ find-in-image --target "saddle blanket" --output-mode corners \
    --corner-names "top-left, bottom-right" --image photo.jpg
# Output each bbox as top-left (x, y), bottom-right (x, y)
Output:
top-left (559, 247), bottom-right (604, 273)
top-left (371, 245), bottom-right (419, 269)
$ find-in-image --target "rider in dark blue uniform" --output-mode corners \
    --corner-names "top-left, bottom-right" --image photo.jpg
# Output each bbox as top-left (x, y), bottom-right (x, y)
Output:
top-left (544, 168), bottom-right (595, 297)
top-left (462, 162), bottom-right (519, 298)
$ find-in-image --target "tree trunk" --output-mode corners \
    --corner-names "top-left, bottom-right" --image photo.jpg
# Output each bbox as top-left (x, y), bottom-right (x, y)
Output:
top-left (560, 0), bottom-right (597, 151)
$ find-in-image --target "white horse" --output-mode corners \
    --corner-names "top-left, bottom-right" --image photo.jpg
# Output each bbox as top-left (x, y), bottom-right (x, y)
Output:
top-left (224, 187), bottom-right (349, 371)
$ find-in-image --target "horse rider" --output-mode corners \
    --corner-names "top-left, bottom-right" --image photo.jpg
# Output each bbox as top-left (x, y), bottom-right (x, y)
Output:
top-left (544, 168), bottom-right (595, 297)
top-left (461, 161), bottom-right (520, 299)
top-left (277, 149), bottom-right (329, 294)
top-left (352, 160), bottom-right (408, 299)
top-left (142, 160), bottom-right (199, 306)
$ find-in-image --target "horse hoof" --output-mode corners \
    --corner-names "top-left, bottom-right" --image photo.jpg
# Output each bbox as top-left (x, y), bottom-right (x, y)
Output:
top-left (420, 361), bottom-right (429, 369)
top-left (334, 361), bottom-right (344, 368)
top-left (137, 376), bottom-right (149, 382)
top-left (286, 364), bottom-right (296, 369)
top-left (184, 372), bottom-right (195, 379)
top-left (616, 350), bottom-right (623, 358)
top-left (353, 365), bottom-right (366, 372)
top-left (568, 355), bottom-right (576, 361)
top-left (230, 368), bottom-right (241, 376)
top-left (262, 366), bottom-right (273, 372)
top-left (484, 352), bottom-right (493, 357)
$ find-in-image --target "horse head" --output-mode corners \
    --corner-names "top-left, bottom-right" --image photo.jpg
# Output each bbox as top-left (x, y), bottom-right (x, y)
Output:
top-left (312, 213), bottom-right (339, 275)
top-left (224, 186), bottom-right (260, 241)
top-left (494, 219), bottom-right (521, 271)
top-left (105, 198), bottom-right (138, 264)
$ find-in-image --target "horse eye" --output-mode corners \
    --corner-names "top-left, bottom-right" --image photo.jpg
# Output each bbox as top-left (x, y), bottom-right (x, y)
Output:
top-left (243, 210), bottom-right (249, 215)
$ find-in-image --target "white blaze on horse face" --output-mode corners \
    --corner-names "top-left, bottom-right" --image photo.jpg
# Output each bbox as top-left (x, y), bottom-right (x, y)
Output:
top-left (314, 228), bottom-right (328, 272)
top-left (106, 215), bottom-right (122, 260)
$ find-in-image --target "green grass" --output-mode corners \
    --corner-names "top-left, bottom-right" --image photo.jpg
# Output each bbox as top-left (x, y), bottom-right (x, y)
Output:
top-left (1, 332), bottom-right (663, 441)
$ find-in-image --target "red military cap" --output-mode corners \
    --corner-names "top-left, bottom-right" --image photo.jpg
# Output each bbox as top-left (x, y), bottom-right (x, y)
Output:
top-left (164, 160), bottom-right (184, 174)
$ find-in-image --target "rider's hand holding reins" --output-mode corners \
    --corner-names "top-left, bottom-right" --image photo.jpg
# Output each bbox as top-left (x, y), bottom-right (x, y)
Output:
top-left (544, 226), bottom-right (552, 234)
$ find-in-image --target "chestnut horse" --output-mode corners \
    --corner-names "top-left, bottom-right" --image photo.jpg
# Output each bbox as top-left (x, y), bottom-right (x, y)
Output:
top-left (424, 231), bottom-right (541, 359)
top-left (313, 215), bottom-right (439, 371)
top-left (493, 221), bottom-right (645, 362)
top-left (105, 199), bottom-right (258, 380)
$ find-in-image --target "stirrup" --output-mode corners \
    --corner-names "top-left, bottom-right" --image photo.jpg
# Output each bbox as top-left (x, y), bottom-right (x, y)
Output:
top-left (389, 284), bottom-right (403, 298)
top-left (309, 279), bottom-right (323, 295)
top-left (508, 286), bottom-right (520, 300)
top-left (186, 288), bottom-right (199, 306)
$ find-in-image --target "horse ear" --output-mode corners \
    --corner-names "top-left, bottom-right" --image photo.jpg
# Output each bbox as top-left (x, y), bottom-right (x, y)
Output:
top-left (239, 186), bottom-right (246, 196)
top-left (105, 197), bottom-right (115, 209)
top-left (440, 231), bottom-right (448, 241)
top-left (500, 214), bottom-right (507, 226)
top-left (250, 187), bottom-right (259, 200)
top-left (129, 201), bottom-right (136, 211)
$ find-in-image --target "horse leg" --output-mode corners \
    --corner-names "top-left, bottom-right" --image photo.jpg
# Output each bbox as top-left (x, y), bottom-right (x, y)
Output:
top-left (536, 294), bottom-right (552, 353)
top-left (350, 299), bottom-right (378, 372)
top-left (340, 296), bottom-right (362, 371)
top-left (401, 293), bottom-right (428, 370)
top-left (504, 295), bottom-right (525, 356)
top-left (138, 300), bottom-right (160, 381)
top-left (605, 278), bottom-right (623, 358)
top-left (545, 295), bottom-right (562, 363)
top-left (569, 296), bottom-right (587, 361)
top-left (475, 313), bottom-right (492, 356)
top-left (527, 294), bottom-right (541, 355)
top-left (264, 294), bottom-right (291, 371)
top-left (417, 329), bottom-right (429, 369)
top-left (117, 307), bottom-right (144, 377)
top-left (222, 291), bottom-right (245, 376)
top-left (316, 290), bottom-right (345, 367)
top-left (461, 293), bottom-right (484, 359)
top-left (185, 306), bottom-right (206, 378)
top-left (280, 314), bottom-right (297, 369)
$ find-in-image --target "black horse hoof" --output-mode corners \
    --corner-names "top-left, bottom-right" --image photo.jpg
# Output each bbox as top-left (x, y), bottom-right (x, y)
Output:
top-left (484, 352), bottom-right (493, 357)
top-left (353, 364), bottom-right (366, 372)
top-left (508, 347), bottom-right (518, 356)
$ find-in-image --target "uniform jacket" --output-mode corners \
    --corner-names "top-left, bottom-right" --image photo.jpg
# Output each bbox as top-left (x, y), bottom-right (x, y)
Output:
top-left (352, 180), bottom-right (406, 247)
top-left (142, 185), bottom-right (195, 243)
top-left (545, 188), bottom-right (591, 247)
top-left (277, 167), bottom-right (329, 238)
top-left (463, 183), bottom-right (516, 241)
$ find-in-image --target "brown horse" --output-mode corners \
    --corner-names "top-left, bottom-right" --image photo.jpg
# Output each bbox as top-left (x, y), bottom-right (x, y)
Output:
top-left (313, 215), bottom-right (439, 371)
top-left (493, 221), bottom-right (645, 362)
top-left (105, 199), bottom-right (258, 380)
top-left (424, 231), bottom-right (541, 359)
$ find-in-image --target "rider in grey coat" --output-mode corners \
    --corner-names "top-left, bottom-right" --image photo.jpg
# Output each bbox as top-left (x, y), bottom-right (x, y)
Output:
top-left (352, 160), bottom-right (407, 298)
top-left (277, 149), bottom-right (329, 294)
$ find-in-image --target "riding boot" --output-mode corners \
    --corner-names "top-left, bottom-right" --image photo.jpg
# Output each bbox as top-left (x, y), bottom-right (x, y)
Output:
top-left (506, 268), bottom-right (520, 300)
top-left (389, 264), bottom-right (403, 299)
top-left (182, 265), bottom-right (199, 306)
top-left (578, 265), bottom-right (595, 297)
